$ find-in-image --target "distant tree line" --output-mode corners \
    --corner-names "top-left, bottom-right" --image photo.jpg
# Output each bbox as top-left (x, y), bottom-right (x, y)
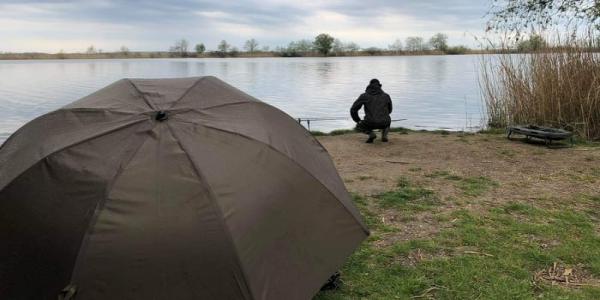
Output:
top-left (70, 32), bottom-right (472, 59)
top-left (165, 32), bottom-right (470, 58)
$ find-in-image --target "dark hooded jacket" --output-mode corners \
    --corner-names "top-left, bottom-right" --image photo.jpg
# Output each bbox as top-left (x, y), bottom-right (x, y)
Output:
top-left (350, 83), bottom-right (393, 127)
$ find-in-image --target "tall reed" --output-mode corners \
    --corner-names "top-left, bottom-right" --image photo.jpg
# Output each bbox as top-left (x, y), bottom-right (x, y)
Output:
top-left (480, 40), bottom-right (600, 140)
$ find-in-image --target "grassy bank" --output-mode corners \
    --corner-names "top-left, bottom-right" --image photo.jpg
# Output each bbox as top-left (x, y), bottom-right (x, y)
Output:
top-left (310, 127), bottom-right (450, 137)
top-left (314, 130), bottom-right (600, 299)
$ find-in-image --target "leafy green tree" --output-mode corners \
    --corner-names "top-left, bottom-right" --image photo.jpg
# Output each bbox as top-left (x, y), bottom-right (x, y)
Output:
top-left (313, 33), bottom-right (335, 56)
top-left (364, 47), bottom-right (383, 55)
top-left (445, 45), bottom-right (469, 55)
top-left (195, 43), bottom-right (205, 54)
top-left (217, 40), bottom-right (230, 57)
top-left (429, 33), bottom-right (448, 51)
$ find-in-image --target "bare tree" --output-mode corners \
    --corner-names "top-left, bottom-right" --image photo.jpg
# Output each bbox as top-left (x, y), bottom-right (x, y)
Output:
top-left (120, 46), bottom-right (130, 56)
top-left (388, 39), bottom-right (403, 54)
top-left (169, 39), bottom-right (189, 57)
top-left (405, 36), bottom-right (427, 52)
top-left (345, 42), bottom-right (360, 53)
top-left (244, 39), bottom-right (259, 53)
top-left (488, 0), bottom-right (600, 33)
top-left (293, 39), bottom-right (313, 52)
top-left (332, 39), bottom-right (345, 55)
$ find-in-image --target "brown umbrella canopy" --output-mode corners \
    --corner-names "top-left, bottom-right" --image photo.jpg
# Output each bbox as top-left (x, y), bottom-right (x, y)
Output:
top-left (0, 76), bottom-right (368, 300)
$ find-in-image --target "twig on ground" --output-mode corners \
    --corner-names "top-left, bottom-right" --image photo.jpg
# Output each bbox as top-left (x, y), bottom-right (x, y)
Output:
top-left (411, 285), bottom-right (448, 299)
top-left (464, 250), bottom-right (494, 257)
top-left (385, 160), bottom-right (410, 164)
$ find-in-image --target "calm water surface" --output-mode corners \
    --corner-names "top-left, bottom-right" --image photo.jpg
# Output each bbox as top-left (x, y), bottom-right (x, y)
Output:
top-left (0, 56), bottom-right (485, 144)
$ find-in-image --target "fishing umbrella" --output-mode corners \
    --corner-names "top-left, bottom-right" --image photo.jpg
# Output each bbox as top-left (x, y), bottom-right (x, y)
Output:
top-left (0, 76), bottom-right (368, 300)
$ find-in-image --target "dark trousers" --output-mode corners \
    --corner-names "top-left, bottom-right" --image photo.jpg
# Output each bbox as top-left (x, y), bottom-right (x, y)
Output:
top-left (355, 121), bottom-right (390, 138)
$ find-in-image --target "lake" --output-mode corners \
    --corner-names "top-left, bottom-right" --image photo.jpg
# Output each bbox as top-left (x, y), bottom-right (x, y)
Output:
top-left (0, 55), bottom-right (484, 144)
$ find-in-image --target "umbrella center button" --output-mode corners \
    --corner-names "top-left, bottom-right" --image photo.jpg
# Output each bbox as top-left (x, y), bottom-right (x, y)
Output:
top-left (154, 111), bottom-right (169, 122)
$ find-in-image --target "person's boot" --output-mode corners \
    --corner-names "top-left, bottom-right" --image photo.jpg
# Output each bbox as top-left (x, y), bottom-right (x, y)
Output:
top-left (366, 132), bottom-right (376, 143)
top-left (381, 127), bottom-right (390, 142)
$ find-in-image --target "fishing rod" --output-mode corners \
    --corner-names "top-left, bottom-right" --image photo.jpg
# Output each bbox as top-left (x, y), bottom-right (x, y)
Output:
top-left (296, 117), bottom-right (407, 130)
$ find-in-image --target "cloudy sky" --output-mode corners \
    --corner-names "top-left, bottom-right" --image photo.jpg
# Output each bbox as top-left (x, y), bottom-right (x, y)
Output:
top-left (0, 0), bottom-right (492, 53)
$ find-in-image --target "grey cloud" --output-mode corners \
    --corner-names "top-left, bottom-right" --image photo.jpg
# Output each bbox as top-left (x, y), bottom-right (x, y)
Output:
top-left (0, 0), bottom-right (490, 51)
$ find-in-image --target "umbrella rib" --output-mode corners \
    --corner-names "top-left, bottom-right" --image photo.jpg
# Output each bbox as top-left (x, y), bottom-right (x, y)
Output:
top-left (127, 79), bottom-right (158, 111)
top-left (165, 123), bottom-right (256, 300)
top-left (176, 101), bottom-right (334, 168)
top-left (166, 77), bottom-right (207, 110)
top-left (62, 107), bottom-right (149, 115)
top-left (192, 101), bottom-right (255, 111)
top-left (188, 122), bottom-right (370, 235)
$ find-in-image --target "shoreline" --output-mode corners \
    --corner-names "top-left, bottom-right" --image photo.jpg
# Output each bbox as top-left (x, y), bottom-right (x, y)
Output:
top-left (0, 50), bottom-right (501, 61)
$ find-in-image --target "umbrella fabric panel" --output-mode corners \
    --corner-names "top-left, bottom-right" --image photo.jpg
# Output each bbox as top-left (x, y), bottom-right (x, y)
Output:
top-left (128, 78), bottom-right (200, 111)
top-left (0, 109), bottom-right (150, 191)
top-left (63, 79), bottom-right (151, 113)
top-left (172, 101), bottom-right (367, 231)
top-left (171, 76), bottom-right (259, 110)
top-left (171, 122), bottom-right (367, 300)
top-left (0, 120), bottom-right (151, 299)
top-left (70, 123), bottom-right (252, 300)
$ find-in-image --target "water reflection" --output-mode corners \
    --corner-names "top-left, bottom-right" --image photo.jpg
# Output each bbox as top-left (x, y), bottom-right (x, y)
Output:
top-left (0, 56), bottom-right (484, 143)
top-left (120, 61), bottom-right (130, 74)
top-left (169, 61), bottom-right (191, 77)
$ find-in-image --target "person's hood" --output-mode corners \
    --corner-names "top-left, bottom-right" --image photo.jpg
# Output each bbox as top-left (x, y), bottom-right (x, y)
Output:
top-left (365, 83), bottom-right (383, 95)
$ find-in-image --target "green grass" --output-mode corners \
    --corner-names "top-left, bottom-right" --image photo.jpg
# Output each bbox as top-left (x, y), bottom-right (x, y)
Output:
top-left (316, 199), bottom-right (600, 299)
top-left (455, 176), bottom-right (498, 196)
top-left (479, 127), bottom-right (507, 135)
top-left (426, 170), bottom-right (498, 196)
top-left (310, 131), bottom-right (328, 136)
top-left (499, 149), bottom-right (518, 157)
top-left (374, 177), bottom-right (439, 212)
top-left (389, 127), bottom-right (411, 134)
top-left (330, 129), bottom-right (356, 136)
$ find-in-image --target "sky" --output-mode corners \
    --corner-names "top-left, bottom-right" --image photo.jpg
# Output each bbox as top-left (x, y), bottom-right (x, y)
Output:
top-left (0, 0), bottom-right (492, 53)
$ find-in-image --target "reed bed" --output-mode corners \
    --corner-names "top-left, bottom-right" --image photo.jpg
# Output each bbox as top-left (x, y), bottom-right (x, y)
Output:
top-left (480, 43), bottom-right (600, 140)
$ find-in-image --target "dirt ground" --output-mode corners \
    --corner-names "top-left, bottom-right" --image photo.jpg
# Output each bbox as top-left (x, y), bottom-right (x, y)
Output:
top-left (318, 131), bottom-right (600, 242)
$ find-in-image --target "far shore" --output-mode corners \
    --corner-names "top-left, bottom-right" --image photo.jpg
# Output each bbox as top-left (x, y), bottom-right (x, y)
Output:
top-left (0, 49), bottom-right (506, 61)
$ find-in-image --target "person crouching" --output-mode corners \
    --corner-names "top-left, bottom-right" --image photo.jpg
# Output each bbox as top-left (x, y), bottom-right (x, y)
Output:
top-left (350, 79), bottom-right (393, 143)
